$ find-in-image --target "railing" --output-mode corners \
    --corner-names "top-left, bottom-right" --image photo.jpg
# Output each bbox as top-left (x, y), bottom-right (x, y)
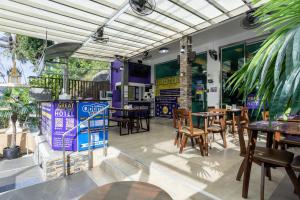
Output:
top-left (62, 105), bottom-right (110, 177)
top-left (29, 76), bottom-right (110, 100)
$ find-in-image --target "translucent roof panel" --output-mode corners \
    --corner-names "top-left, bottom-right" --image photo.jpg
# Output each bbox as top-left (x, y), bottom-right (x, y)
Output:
top-left (216, 0), bottom-right (245, 11)
top-left (0, 0), bottom-right (255, 60)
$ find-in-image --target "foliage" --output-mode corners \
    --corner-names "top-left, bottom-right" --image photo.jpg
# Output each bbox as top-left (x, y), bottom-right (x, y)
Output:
top-left (13, 35), bottom-right (109, 79)
top-left (227, 0), bottom-right (300, 119)
top-left (14, 35), bottom-right (53, 64)
top-left (0, 88), bottom-right (36, 121)
top-left (46, 57), bottom-right (110, 80)
top-left (0, 88), bottom-right (37, 147)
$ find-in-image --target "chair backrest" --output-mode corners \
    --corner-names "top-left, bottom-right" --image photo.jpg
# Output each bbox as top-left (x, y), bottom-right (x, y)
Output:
top-left (173, 108), bottom-right (188, 128)
top-left (209, 108), bottom-right (226, 114)
top-left (241, 107), bottom-right (249, 122)
top-left (208, 106), bottom-right (216, 112)
top-left (209, 108), bottom-right (227, 125)
top-left (177, 110), bottom-right (194, 135)
top-left (262, 111), bottom-right (269, 121)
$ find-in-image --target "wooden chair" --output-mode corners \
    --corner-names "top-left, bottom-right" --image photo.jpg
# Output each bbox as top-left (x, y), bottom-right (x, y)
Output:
top-left (226, 107), bottom-right (249, 136)
top-left (235, 117), bottom-right (272, 182)
top-left (254, 148), bottom-right (300, 200)
top-left (207, 109), bottom-right (227, 148)
top-left (173, 108), bottom-right (188, 147)
top-left (178, 111), bottom-right (206, 156)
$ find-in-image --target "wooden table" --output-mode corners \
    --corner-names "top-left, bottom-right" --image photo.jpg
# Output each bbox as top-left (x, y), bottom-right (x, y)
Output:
top-left (110, 107), bottom-right (150, 134)
top-left (80, 181), bottom-right (172, 200)
top-left (226, 109), bottom-right (241, 135)
top-left (192, 112), bottom-right (225, 156)
top-left (242, 121), bottom-right (300, 198)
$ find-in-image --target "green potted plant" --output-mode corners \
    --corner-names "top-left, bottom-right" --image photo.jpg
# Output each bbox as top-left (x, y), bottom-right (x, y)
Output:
top-left (0, 88), bottom-right (36, 159)
top-left (228, 0), bottom-right (300, 119)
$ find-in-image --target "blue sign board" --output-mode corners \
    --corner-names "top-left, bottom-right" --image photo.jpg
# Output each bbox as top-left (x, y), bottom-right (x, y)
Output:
top-left (77, 102), bottom-right (109, 151)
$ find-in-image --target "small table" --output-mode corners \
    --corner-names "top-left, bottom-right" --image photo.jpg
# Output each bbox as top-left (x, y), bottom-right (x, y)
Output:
top-left (80, 181), bottom-right (172, 200)
top-left (241, 121), bottom-right (300, 198)
top-left (110, 107), bottom-right (150, 134)
top-left (192, 112), bottom-right (225, 156)
top-left (226, 109), bottom-right (241, 135)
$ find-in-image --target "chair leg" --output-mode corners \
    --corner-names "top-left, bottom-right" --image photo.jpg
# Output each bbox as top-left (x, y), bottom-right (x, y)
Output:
top-left (285, 166), bottom-right (300, 198)
top-left (179, 135), bottom-right (187, 154)
top-left (174, 131), bottom-right (179, 146)
top-left (197, 137), bottom-right (204, 156)
top-left (261, 163), bottom-right (265, 200)
top-left (236, 158), bottom-right (246, 181)
top-left (191, 138), bottom-right (195, 147)
top-left (184, 137), bottom-right (188, 148)
top-left (220, 130), bottom-right (227, 148)
top-left (266, 167), bottom-right (272, 181)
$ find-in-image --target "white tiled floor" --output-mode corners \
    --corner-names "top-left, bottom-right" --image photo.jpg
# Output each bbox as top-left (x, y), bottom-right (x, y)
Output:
top-left (0, 118), bottom-right (298, 200)
top-left (107, 118), bottom-right (299, 200)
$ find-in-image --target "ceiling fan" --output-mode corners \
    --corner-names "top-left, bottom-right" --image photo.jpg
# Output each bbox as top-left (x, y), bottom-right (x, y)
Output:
top-left (129, 0), bottom-right (156, 16)
top-left (241, 9), bottom-right (260, 30)
top-left (91, 26), bottom-right (109, 43)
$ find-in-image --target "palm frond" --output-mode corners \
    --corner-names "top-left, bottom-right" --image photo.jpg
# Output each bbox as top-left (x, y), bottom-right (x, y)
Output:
top-left (227, 0), bottom-right (300, 119)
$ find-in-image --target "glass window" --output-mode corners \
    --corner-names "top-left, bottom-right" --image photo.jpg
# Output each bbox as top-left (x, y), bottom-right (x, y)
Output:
top-left (192, 52), bottom-right (207, 125)
top-left (221, 40), bottom-right (263, 107)
top-left (221, 43), bottom-right (245, 107)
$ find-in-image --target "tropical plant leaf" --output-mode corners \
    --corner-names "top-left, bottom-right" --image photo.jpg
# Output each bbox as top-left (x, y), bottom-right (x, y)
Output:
top-left (227, 0), bottom-right (300, 119)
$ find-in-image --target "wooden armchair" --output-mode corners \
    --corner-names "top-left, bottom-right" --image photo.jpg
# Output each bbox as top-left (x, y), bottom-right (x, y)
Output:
top-left (178, 111), bottom-right (206, 156)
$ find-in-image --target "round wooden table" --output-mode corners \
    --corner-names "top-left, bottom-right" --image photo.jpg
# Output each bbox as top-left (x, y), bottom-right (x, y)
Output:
top-left (80, 181), bottom-right (173, 200)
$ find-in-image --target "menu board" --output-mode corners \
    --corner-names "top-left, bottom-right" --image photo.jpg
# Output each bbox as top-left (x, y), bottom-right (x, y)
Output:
top-left (52, 101), bottom-right (78, 151)
top-left (77, 102), bottom-right (109, 151)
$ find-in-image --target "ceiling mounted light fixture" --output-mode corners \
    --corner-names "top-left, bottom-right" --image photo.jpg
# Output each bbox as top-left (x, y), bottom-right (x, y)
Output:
top-left (159, 47), bottom-right (169, 54)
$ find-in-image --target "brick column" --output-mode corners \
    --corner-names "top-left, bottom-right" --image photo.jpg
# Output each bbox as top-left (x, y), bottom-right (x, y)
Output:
top-left (179, 36), bottom-right (192, 110)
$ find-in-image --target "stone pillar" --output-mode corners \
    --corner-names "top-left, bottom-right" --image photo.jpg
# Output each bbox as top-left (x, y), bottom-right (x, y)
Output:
top-left (179, 36), bottom-right (192, 110)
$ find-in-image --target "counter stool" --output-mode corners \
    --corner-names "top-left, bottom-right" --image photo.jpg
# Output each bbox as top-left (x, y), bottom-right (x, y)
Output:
top-left (253, 148), bottom-right (300, 200)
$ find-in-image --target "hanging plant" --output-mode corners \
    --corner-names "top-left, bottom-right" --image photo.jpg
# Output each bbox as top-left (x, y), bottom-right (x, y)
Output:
top-left (227, 0), bottom-right (300, 119)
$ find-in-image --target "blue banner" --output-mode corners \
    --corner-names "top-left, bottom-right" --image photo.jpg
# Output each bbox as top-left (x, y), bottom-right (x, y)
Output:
top-left (77, 102), bottom-right (109, 151)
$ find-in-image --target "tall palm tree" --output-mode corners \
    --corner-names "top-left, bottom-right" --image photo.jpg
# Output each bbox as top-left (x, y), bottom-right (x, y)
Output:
top-left (227, 0), bottom-right (300, 119)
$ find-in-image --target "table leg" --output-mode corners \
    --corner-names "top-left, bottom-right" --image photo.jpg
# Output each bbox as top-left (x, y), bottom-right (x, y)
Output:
top-left (232, 113), bottom-right (236, 136)
top-left (204, 117), bottom-right (208, 156)
top-left (266, 132), bottom-right (273, 148)
top-left (242, 130), bottom-right (258, 198)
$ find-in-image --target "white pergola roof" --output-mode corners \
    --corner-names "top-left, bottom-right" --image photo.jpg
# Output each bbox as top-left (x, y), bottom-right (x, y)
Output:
top-left (0, 0), bottom-right (258, 61)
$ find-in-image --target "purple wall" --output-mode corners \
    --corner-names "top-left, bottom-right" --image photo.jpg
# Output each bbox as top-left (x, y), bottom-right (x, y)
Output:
top-left (111, 59), bottom-right (123, 108)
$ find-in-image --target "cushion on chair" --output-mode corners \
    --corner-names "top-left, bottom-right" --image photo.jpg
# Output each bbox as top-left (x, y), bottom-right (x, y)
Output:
top-left (291, 155), bottom-right (300, 172)
top-left (254, 147), bottom-right (294, 167)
